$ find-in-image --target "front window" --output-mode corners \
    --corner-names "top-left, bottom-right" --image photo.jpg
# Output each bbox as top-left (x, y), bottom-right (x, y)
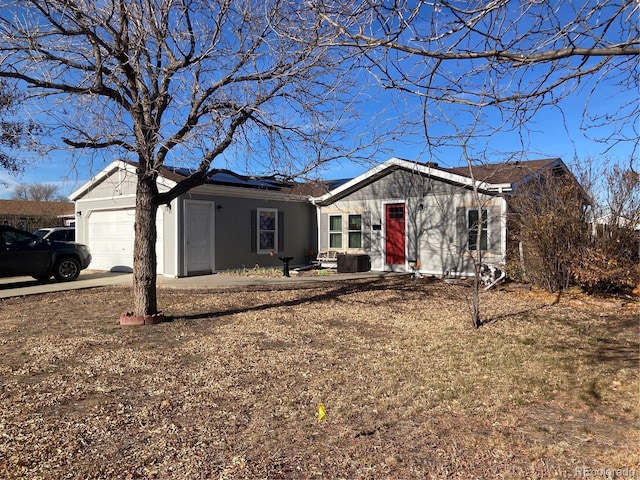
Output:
top-left (329, 215), bottom-right (342, 248)
top-left (468, 208), bottom-right (488, 251)
top-left (348, 214), bottom-right (362, 248)
top-left (257, 208), bottom-right (277, 253)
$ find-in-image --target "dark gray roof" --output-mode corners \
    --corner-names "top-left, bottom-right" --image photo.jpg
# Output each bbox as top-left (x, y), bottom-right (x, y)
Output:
top-left (445, 158), bottom-right (563, 184)
top-left (163, 166), bottom-right (287, 190)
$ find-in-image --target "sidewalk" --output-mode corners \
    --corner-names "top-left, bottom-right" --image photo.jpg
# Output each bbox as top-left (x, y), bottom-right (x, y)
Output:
top-left (0, 271), bottom-right (132, 299)
top-left (158, 270), bottom-right (391, 289)
top-left (0, 269), bottom-right (396, 299)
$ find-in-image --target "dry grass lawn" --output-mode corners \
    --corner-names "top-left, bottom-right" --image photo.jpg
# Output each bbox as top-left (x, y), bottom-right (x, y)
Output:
top-left (0, 276), bottom-right (638, 479)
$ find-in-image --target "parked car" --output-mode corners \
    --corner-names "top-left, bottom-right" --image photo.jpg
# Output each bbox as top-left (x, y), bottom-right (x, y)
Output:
top-left (0, 225), bottom-right (91, 282)
top-left (33, 226), bottom-right (75, 242)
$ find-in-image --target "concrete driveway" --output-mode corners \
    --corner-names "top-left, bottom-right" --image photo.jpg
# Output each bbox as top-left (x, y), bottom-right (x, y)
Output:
top-left (0, 270), bottom-right (397, 299)
top-left (0, 270), bottom-right (133, 299)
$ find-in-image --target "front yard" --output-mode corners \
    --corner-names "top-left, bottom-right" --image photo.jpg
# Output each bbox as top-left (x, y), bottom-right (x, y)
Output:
top-left (0, 277), bottom-right (638, 479)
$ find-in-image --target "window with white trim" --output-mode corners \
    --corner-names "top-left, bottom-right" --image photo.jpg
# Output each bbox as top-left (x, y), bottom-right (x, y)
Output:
top-left (468, 208), bottom-right (488, 251)
top-left (329, 215), bottom-right (342, 248)
top-left (348, 214), bottom-right (362, 248)
top-left (257, 208), bottom-right (278, 253)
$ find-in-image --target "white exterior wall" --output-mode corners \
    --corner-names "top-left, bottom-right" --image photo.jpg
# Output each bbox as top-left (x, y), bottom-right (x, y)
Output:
top-left (73, 163), bottom-right (177, 276)
top-left (317, 168), bottom-right (506, 277)
top-left (72, 161), bottom-right (315, 278)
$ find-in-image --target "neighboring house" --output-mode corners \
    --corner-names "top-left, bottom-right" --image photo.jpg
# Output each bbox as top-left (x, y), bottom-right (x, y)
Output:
top-left (593, 213), bottom-right (640, 232)
top-left (593, 213), bottom-right (640, 258)
top-left (71, 156), bottom-right (570, 278)
top-left (70, 160), bottom-right (320, 275)
top-left (311, 157), bottom-right (570, 277)
top-left (0, 199), bottom-right (75, 231)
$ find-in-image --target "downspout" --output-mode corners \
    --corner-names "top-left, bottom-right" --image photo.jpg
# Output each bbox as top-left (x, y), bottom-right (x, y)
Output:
top-left (499, 189), bottom-right (508, 266)
top-left (311, 197), bottom-right (321, 257)
top-left (173, 198), bottom-right (180, 277)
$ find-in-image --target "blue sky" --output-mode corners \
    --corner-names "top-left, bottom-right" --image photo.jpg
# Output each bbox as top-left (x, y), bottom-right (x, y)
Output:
top-left (1, 1), bottom-right (637, 200)
top-left (1, 81), bottom-right (635, 201)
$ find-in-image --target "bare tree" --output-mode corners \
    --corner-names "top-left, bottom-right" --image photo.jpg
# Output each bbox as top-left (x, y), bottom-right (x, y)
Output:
top-left (509, 160), bottom-right (639, 294)
top-left (316, 1), bottom-right (639, 157)
top-left (509, 170), bottom-right (588, 292)
top-left (11, 183), bottom-right (67, 201)
top-left (575, 161), bottom-right (640, 292)
top-left (0, 0), bottom-right (379, 317)
top-left (0, 79), bottom-right (37, 177)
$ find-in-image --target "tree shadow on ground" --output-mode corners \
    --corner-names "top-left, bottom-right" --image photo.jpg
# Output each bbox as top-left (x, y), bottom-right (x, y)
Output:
top-left (163, 275), bottom-right (433, 323)
top-left (584, 315), bottom-right (640, 368)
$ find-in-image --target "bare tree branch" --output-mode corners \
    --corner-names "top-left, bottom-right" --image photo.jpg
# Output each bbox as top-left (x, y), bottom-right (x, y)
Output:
top-left (315, 0), bottom-right (639, 156)
top-left (0, 0), bottom-right (383, 316)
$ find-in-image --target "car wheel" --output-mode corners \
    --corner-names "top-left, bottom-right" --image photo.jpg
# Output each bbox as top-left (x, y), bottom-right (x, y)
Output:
top-left (53, 257), bottom-right (81, 282)
top-left (33, 275), bottom-right (50, 283)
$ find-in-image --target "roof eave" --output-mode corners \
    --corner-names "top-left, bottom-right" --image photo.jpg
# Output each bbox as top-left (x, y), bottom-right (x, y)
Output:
top-left (70, 160), bottom-right (178, 200)
top-left (313, 158), bottom-right (400, 204)
top-left (70, 160), bottom-right (135, 200)
top-left (312, 157), bottom-right (501, 204)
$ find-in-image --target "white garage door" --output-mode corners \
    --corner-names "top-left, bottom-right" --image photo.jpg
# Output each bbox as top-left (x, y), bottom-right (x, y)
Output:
top-left (87, 209), bottom-right (164, 274)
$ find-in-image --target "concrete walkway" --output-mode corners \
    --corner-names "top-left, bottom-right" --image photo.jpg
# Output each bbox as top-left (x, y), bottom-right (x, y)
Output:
top-left (0, 269), bottom-right (398, 299)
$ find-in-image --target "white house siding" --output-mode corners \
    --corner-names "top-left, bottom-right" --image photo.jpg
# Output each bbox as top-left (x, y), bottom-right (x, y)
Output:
top-left (78, 167), bottom-right (138, 199)
top-left (76, 199), bottom-right (169, 275)
top-left (73, 164), bottom-right (176, 276)
top-left (318, 168), bottom-right (505, 276)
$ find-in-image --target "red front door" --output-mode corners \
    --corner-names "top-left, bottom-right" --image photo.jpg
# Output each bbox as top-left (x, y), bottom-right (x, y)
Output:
top-left (385, 203), bottom-right (405, 265)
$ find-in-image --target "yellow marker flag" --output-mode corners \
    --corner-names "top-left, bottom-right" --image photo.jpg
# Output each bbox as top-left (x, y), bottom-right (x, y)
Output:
top-left (317, 403), bottom-right (326, 422)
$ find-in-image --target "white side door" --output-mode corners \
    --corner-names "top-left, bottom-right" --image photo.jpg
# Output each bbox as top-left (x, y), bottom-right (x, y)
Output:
top-left (184, 201), bottom-right (214, 274)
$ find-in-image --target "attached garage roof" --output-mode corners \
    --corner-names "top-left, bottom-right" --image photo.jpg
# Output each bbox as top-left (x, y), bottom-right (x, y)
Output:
top-left (72, 159), bottom-right (331, 200)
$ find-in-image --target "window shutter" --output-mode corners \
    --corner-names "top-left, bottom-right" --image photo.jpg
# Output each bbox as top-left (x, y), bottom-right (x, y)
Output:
top-left (250, 209), bottom-right (257, 252)
top-left (278, 211), bottom-right (284, 252)
top-left (455, 207), bottom-right (467, 252)
top-left (319, 213), bottom-right (329, 251)
top-left (362, 211), bottom-right (371, 250)
top-left (488, 206), bottom-right (501, 253)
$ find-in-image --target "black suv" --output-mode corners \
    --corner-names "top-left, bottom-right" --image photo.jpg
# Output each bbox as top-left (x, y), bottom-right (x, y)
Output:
top-left (0, 225), bottom-right (92, 282)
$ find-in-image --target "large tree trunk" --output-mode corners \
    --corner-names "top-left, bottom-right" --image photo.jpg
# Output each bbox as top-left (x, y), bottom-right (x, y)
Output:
top-left (133, 175), bottom-right (159, 316)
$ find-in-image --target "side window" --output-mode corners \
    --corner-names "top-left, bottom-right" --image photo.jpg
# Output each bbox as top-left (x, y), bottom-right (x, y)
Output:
top-left (257, 208), bottom-right (277, 253)
top-left (329, 215), bottom-right (342, 249)
top-left (468, 208), bottom-right (488, 251)
top-left (3, 230), bottom-right (35, 246)
top-left (348, 214), bottom-right (362, 248)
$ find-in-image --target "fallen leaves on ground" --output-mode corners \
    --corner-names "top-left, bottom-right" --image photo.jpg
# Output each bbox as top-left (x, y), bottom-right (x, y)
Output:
top-left (0, 276), bottom-right (638, 479)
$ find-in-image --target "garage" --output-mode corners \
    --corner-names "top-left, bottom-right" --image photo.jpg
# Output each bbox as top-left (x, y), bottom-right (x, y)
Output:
top-left (71, 159), bottom-right (317, 279)
top-left (87, 209), bottom-right (135, 272)
top-left (87, 209), bottom-right (163, 273)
